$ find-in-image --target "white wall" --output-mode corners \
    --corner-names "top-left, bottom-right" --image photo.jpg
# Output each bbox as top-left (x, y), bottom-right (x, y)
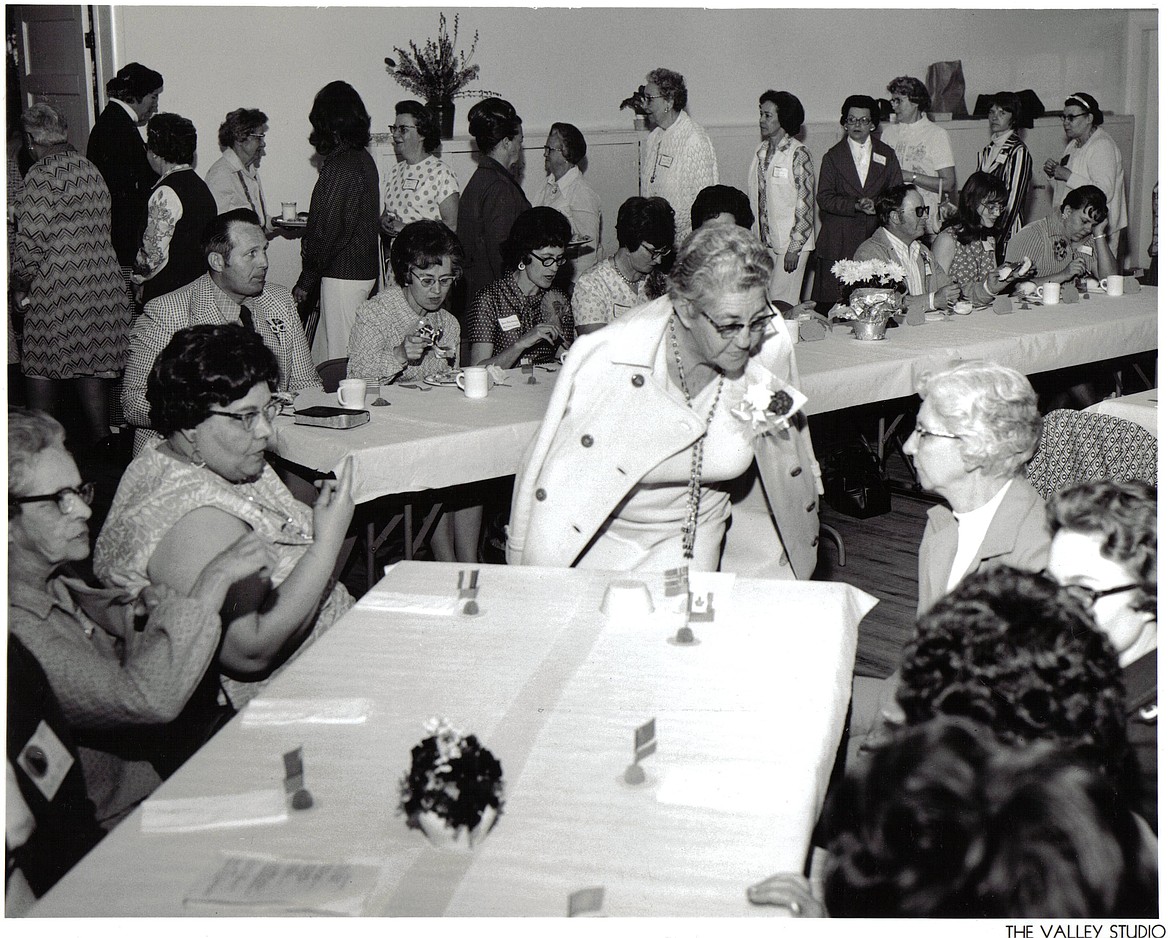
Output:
top-left (111, 6), bottom-right (1149, 285)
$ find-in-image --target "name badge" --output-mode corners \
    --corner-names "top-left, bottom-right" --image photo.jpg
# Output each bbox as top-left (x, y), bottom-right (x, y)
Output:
top-left (657, 153), bottom-right (674, 168)
top-left (983, 238), bottom-right (996, 252)
top-left (773, 165), bottom-right (788, 179)
top-left (1076, 244), bottom-right (1094, 257)
top-left (873, 153), bottom-right (887, 166)
top-left (613, 303), bottom-right (632, 319)
top-left (993, 153), bottom-right (1007, 167)
top-left (497, 314), bottom-right (522, 332)
top-left (401, 177), bottom-right (421, 192)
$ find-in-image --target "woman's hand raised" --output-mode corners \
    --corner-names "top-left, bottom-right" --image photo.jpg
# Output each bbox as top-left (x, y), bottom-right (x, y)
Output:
top-left (313, 455), bottom-right (356, 548)
top-left (522, 321), bottom-right (561, 349)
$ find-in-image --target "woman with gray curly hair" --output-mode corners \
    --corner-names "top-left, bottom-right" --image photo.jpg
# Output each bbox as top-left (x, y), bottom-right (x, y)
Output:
top-left (904, 359), bottom-right (1048, 613)
top-left (205, 107), bottom-right (270, 226)
top-left (508, 224), bottom-right (820, 576)
top-left (640, 67), bottom-right (718, 245)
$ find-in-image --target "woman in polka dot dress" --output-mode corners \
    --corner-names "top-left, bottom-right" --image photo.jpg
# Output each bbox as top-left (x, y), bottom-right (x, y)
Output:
top-left (381, 100), bottom-right (460, 241)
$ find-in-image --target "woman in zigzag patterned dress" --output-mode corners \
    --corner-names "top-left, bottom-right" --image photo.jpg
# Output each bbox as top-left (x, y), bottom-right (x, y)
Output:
top-left (11, 103), bottom-right (131, 447)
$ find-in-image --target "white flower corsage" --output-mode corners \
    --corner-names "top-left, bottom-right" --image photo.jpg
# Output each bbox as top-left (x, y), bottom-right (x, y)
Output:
top-left (268, 317), bottom-right (288, 337)
top-left (731, 378), bottom-right (808, 437)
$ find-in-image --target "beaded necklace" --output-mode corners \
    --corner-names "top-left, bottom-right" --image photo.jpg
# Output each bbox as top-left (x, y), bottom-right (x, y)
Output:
top-left (669, 316), bottom-right (724, 560)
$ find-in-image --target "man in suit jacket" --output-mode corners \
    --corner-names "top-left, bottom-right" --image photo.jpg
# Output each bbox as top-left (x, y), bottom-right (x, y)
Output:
top-left (811, 95), bottom-right (902, 307)
top-left (853, 184), bottom-right (960, 317)
top-left (123, 209), bottom-right (320, 452)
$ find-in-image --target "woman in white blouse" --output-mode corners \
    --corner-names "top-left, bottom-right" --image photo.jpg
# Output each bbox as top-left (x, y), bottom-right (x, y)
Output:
top-left (639, 68), bottom-right (718, 245)
top-left (1044, 92), bottom-right (1127, 256)
top-left (381, 100), bottom-right (460, 238)
top-left (205, 108), bottom-right (271, 231)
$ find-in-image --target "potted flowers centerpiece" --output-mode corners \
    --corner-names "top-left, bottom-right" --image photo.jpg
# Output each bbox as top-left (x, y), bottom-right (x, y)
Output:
top-left (399, 717), bottom-right (504, 849)
top-left (830, 259), bottom-right (907, 340)
top-left (384, 13), bottom-right (497, 139)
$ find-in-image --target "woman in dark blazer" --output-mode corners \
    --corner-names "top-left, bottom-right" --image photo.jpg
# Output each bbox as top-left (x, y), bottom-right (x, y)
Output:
top-left (811, 95), bottom-right (902, 307)
top-left (456, 98), bottom-right (530, 327)
top-left (85, 63), bottom-right (163, 275)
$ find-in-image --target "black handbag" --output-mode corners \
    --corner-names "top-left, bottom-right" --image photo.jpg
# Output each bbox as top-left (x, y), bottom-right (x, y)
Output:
top-left (822, 443), bottom-right (891, 518)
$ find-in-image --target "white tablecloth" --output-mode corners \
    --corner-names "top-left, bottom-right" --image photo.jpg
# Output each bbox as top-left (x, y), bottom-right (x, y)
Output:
top-left (35, 562), bottom-right (875, 916)
top-left (1084, 389), bottom-right (1158, 438)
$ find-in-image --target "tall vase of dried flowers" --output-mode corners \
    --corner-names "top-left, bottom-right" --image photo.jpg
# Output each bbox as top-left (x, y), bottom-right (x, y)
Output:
top-left (384, 13), bottom-right (498, 140)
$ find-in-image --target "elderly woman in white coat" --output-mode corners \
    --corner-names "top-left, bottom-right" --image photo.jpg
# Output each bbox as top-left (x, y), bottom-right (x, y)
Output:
top-left (507, 225), bottom-right (821, 578)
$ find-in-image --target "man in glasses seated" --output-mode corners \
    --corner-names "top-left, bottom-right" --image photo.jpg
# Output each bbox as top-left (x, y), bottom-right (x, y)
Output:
top-left (853, 184), bottom-right (960, 317)
top-left (7, 406), bottom-right (271, 828)
top-left (122, 208), bottom-right (320, 454)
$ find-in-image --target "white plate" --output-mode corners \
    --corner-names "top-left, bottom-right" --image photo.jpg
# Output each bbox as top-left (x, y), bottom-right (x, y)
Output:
top-left (423, 373), bottom-right (459, 387)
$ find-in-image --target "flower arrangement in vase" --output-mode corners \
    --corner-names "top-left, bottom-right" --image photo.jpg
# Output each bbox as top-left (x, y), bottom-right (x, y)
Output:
top-left (830, 259), bottom-right (907, 339)
top-left (399, 717), bottom-right (504, 849)
top-left (384, 13), bottom-right (498, 139)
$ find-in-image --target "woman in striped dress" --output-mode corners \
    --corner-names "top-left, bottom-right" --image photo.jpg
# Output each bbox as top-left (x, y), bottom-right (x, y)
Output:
top-left (976, 92), bottom-right (1034, 262)
top-left (11, 104), bottom-right (130, 447)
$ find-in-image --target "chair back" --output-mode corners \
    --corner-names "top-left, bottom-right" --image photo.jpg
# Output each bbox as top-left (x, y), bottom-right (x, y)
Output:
top-left (1025, 409), bottom-right (1158, 499)
top-left (317, 358), bottom-right (349, 393)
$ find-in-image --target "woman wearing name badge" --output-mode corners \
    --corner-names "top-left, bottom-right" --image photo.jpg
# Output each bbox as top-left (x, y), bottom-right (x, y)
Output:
top-left (932, 173), bottom-right (1014, 305)
top-left (1005, 185), bottom-right (1118, 286)
top-left (205, 108), bottom-right (272, 233)
top-left (381, 100), bottom-right (460, 238)
top-left (573, 196), bottom-right (675, 337)
top-left (467, 207), bottom-right (573, 369)
top-left (507, 225), bottom-right (821, 578)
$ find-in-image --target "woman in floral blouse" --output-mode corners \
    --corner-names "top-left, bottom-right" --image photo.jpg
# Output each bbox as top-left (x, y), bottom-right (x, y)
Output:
top-left (381, 101), bottom-right (460, 238)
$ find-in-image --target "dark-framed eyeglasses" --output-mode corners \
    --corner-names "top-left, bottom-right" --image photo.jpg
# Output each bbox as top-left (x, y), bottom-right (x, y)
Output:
top-left (1062, 582), bottom-right (1140, 609)
top-left (697, 304), bottom-right (776, 341)
top-left (901, 205), bottom-right (931, 218)
top-left (640, 242), bottom-right (671, 261)
top-left (207, 400), bottom-right (281, 432)
top-left (527, 252), bottom-right (568, 269)
top-left (643, 92), bottom-right (666, 101)
top-left (10, 482), bottom-right (96, 515)
top-left (542, 144), bottom-right (565, 155)
top-left (843, 117), bottom-right (873, 127)
top-left (1061, 111), bottom-right (1089, 122)
top-left (980, 201), bottom-right (1006, 215)
top-left (410, 269), bottom-right (459, 290)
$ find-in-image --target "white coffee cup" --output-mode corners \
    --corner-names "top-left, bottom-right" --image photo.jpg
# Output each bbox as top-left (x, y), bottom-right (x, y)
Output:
top-left (455, 366), bottom-right (490, 399)
top-left (1040, 282), bottom-right (1061, 305)
top-left (281, 201), bottom-right (298, 222)
top-left (1105, 274), bottom-right (1125, 297)
top-left (337, 378), bottom-right (368, 408)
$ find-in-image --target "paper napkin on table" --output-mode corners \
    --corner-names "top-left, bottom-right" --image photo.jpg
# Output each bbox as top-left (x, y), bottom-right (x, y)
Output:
top-left (141, 789), bottom-right (287, 834)
top-left (184, 852), bottom-right (382, 916)
top-left (241, 698), bottom-right (371, 727)
top-left (356, 591), bottom-right (459, 616)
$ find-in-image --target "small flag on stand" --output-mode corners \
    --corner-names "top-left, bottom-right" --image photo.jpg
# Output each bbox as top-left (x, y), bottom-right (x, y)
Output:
top-left (687, 590), bottom-right (716, 623)
top-left (283, 747), bottom-right (304, 794)
top-left (634, 718), bottom-right (657, 762)
top-left (664, 566), bottom-right (689, 597)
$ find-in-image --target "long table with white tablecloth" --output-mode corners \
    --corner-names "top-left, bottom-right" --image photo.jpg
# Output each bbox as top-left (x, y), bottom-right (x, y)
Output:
top-left (35, 562), bottom-right (875, 916)
top-left (274, 289), bottom-right (1156, 504)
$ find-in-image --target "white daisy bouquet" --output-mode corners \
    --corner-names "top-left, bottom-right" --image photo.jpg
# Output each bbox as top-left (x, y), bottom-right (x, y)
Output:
top-left (830, 259), bottom-right (907, 322)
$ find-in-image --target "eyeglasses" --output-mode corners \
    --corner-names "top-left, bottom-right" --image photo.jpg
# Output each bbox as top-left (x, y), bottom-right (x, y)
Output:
top-left (1061, 112), bottom-right (1089, 122)
top-left (247, 133), bottom-right (266, 141)
top-left (643, 93), bottom-right (666, 101)
top-left (10, 482), bottom-right (96, 515)
top-left (902, 205), bottom-right (931, 218)
top-left (391, 123), bottom-right (417, 135)
top-left (542, 145), bottom-right (565, 155)
top-left (843, 117), bottom-right (873, 127)
top-left (527, 252), bottom-right (567, 269)
top-left (980, 201), bottom-right (1006, 215)
top-left (912, 422), bottom-right (961, 441)
top-left (207, 400), bottom-right (281, 432)
top-left (1062, 582), bottom-right (1140, 609)
top-left (697, 305), bottom-right (776, 341)
top-left (640, 242), bottom-right (671, 261)
top-left (410, 269), bottom-right (459, 289)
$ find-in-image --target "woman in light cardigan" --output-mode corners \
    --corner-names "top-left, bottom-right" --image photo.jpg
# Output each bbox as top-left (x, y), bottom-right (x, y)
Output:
top-left (507, 225), bottom-right (821, 577)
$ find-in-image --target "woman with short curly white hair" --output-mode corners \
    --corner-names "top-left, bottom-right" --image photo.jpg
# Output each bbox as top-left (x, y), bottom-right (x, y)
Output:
top-left (904, 359), bottom-right (1048, 613)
